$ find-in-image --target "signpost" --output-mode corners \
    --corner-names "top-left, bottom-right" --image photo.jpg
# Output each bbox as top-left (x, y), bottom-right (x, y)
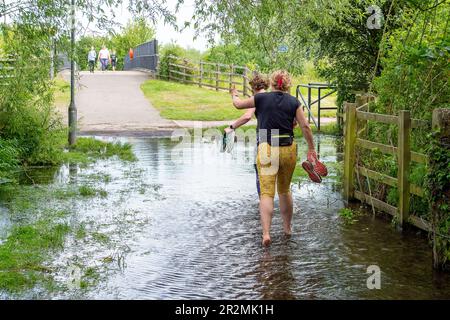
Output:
top-left (278, 44), bottom-right (288, 53)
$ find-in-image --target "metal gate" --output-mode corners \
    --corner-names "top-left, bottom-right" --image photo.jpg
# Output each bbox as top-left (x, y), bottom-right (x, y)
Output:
top-left (124, 39), bottom-right (158, 72)
top-left (296, 83), bottom-right (337, 131)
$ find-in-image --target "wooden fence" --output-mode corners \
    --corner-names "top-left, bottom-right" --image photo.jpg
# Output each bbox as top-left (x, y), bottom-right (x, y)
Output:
top-left (160, 55), bottom-right (253, 97)
top-left (343, 94), bottom-right (432, 231)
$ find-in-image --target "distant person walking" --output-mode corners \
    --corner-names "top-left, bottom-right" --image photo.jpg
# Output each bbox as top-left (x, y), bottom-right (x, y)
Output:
top-left (98, 45), bottom-right (110, 71)
top-left (87, 46), bottom-right (97, 73)
top-left (110, 50), bottom-right (117, 71)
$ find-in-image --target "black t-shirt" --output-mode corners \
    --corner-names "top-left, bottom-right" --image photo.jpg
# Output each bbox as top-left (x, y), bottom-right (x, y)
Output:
top-left (254, 91), bottom-right (299, 141)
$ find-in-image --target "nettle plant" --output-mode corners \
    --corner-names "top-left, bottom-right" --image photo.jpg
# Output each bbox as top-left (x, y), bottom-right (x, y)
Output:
top-left (426, 127), bottom-right (450, 271)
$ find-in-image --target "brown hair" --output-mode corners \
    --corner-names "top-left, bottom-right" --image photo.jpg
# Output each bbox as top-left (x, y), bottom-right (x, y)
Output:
top-left (270, 70), bottom-right (292, 92)
top-left (249, 72), bottom-right (269, 92)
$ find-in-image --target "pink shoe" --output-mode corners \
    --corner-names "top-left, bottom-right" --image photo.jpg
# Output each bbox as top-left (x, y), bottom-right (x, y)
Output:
top-left (302, 160), bottom-right (322, 183)
top-left (307, 150), bottom-right (328, 177)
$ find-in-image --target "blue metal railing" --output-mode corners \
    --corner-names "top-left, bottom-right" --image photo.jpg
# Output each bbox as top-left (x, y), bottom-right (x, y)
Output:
top-left (124, 39), bottom-right (158, 72)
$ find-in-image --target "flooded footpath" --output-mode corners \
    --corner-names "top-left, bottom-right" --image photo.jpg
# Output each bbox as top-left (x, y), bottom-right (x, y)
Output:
top-left (1, 134), bottom-right (449, 299)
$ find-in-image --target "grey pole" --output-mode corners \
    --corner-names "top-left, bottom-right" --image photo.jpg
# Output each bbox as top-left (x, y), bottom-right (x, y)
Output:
top-left (49, 37), bottom-right (55, 80)
top-left (68, 0), bottom-right (77, 146)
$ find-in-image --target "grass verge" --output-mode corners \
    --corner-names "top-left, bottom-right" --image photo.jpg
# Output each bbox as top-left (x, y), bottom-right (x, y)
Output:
top-left (141, 79), bottom-right (243, 121)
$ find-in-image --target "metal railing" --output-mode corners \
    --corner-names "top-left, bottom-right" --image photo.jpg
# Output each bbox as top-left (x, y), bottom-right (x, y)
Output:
top-left (296, 83), bottom-right (337, 131)
top-left (124, 39), bottom-right (158, 72)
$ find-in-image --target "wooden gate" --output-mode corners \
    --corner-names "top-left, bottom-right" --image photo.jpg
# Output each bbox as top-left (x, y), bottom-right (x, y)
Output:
top-left (343, 95), bottom-right (431, 231)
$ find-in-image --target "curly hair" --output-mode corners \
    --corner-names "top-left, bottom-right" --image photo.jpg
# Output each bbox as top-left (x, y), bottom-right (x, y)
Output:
top-left (249, 72), bottom-right (269, 92)
top-left (270, 70), bottom-right (292, 92)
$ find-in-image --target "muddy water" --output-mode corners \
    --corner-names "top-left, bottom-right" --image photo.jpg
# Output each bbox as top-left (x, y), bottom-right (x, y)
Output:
top-left (3, 135), bottom-right (450, 299)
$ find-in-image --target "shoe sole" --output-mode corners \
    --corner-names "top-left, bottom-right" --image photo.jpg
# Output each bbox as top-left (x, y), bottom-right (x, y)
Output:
top-left (302, 161), bottom-right (322, 183)
top-left (313, 161), bottom-right (328, 177)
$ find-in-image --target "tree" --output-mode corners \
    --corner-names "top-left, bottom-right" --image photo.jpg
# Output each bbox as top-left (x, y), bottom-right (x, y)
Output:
top-left (1, 0), bottom-right (174, 59)
top-left (183, 0), bottom-right (422, 104)
top-left (0, 0), bottom-right (174, 168)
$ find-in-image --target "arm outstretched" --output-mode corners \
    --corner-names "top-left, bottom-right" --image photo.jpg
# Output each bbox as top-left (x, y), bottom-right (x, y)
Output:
top-left (230, 87), bottom-right (255, 109)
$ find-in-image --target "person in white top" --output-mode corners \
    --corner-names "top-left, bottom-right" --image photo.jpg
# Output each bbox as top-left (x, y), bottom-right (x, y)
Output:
top-left (98, 45), bottom-right (110, 71)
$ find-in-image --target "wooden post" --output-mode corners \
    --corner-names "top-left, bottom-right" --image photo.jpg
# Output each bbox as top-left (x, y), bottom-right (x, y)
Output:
top-left (168, 56), bottom-right (172, 81)
top-left (199, 61), bottom-right (203, 88)
top-left (229, 64), bottom-right (234, 90)
top-left (243, 67), bottom-right (248, 97)
top-left (343, 102), bottom-right (357, 201)
top-left (215, 63), bottom-right (219, 91)
top-left (397, 110), bottom-right (411, 226)
top-left (356, 94), bottom-right (368, 137)
top-left (430, 108), bottom-right (450, 270)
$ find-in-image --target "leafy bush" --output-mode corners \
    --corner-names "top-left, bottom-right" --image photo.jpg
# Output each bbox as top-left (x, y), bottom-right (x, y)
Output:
top-left (0, 24), bottom-right (65, 168)
top-left (0, 139), bottom-right (20, 180)
top-left (158, 43), bottom-right (186, 79)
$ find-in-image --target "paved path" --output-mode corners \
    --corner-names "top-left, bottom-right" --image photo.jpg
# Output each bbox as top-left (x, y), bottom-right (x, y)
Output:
top-left (63, 70), bottom-right (176, 134)
top-left (60, 70), bottom-right (336, 135)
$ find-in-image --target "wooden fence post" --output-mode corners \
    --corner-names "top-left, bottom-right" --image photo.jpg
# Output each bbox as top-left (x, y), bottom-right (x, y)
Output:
top-left (199, 61), bottom-right (203, 88)
top-left (243, 67), bottom-right (248, 97)
top-left (215, 63), bottom-right (219, 91)
top-left (183, 64), bottom-right (186, 84)
top-left (344, 102), bottom-right (357, 201)
top-left (398, 110), bottom-right (411, 226)
top-left (168, 56), bottom-right (172, 81)
top-left (356, 94), bottom-right (368, 137)
top-left (229, 64), bottom-right (234, 90)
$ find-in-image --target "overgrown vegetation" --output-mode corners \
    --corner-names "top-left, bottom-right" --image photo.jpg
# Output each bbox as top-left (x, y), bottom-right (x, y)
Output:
top-left (425, 125), bottom-right (450, 271)
top-left (339, 208), bottom-right (359, 224)
top-left (0, 25), bottom-right (65, 179)
top-left (354, 2), bottom-right (449, 221)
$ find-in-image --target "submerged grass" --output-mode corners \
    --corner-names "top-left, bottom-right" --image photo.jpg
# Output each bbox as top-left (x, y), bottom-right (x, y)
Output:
top-left (79, 185), bottom-right (107, 198)
top-left (0, 217), bottom-right (70, 293)
top-left (0, 136), bottom-right (137, 295)
top-left (67, 137), bottom-right (137, 163)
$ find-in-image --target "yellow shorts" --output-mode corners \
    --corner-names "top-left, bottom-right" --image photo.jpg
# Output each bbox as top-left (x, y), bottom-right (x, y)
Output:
top-left (256, 142), bottom-right (297, 198)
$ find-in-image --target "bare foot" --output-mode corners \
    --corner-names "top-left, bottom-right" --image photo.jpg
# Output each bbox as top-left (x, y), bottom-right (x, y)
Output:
top-left (262, 234), bottom-right (272, 247)
top-left (283, 225), bottom-right (292, 237)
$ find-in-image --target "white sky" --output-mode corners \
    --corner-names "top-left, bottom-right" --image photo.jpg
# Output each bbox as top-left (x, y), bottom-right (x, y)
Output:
top-left (2, 0), bottom-right (212, 51)
top-left (112, 0), bottom-right (211, 52)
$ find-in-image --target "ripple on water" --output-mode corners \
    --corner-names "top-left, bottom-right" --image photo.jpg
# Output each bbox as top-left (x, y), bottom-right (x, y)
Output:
top-left (5, 135), bottom-right (450, 300)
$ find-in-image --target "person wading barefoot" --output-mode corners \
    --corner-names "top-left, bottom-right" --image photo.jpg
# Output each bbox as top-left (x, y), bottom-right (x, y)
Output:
top-left (231, 70), bottom-right (318, 246)
top-left (225, 73), bottom-right (269, 197)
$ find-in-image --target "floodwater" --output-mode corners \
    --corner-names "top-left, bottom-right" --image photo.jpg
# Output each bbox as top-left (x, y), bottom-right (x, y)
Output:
top-left (1, 134), bottom-right (450, 299)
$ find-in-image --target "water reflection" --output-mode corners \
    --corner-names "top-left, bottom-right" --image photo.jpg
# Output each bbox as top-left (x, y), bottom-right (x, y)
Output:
top-left (256, 245), bottom-right (297, 300)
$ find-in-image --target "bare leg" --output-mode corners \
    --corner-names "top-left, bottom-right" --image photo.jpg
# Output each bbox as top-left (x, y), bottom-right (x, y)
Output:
top-left (279, 192), bottom-right (293, 236)
top-left (260, 195), bottom-right (274, 246)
